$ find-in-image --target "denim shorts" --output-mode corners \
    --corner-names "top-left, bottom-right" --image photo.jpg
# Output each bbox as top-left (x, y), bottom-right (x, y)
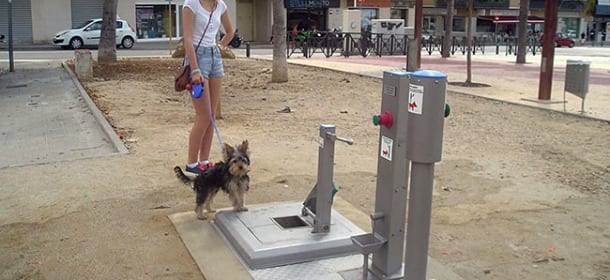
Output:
top-left (186, 46), bottom-right (224, 79)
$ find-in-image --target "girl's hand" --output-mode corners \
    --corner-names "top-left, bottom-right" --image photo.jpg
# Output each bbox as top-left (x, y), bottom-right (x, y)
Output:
top-left (191, 72), bottom-right (203, 84)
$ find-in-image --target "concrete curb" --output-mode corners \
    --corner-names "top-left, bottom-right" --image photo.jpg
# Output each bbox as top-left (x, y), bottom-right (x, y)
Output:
top-left (61, 60), bottom-right (129, 155)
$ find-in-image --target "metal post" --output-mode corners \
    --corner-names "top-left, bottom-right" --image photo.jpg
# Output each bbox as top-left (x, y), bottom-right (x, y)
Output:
top-left (302, 125), bottom-right (353, 233)
top-left (168, 0), bottom-right (173, 55)
top-left (414, 0), bottom-right (423, 69)
top-left (311, 124), bottom-right (336, 233)
top-left (8, 0), bottom-right (15, 72)
top-left (406, 37), bottom-right (418, 72)
top-left (405, 163), bottom-right (434, 279)
top-left (404, 70), bottom-right (448, 280)
top-left (246, 42), bottom-right (250, 58)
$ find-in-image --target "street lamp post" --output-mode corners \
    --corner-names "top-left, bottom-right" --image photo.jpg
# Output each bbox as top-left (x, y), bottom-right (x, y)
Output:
top-left (8, 0), bottom-right (15, 72)
top-left (168, 0), bottom-right (173, 55)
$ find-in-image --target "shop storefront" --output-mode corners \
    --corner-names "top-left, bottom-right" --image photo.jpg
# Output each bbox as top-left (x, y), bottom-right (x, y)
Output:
top-left (135, 1), bottom-right (182, 40)
top-left (286, 0), bottom-right (341, 31)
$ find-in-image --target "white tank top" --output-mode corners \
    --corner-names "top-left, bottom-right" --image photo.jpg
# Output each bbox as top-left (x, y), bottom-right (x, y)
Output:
top-left (183, 0), bottom-right (227, 47)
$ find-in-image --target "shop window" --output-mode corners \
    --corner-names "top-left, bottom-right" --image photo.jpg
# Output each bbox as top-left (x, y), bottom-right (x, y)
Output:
top-left (423, 16), bottom-right (435, 33)
top-left (560, 17), bottom-right (580, 38)
top-left (475, 17), bottom-right (495, 33)
top-left (136, 5), bottom-right (177, 39)
top-left (360, 8), bottom-right (378, 32)
top-left (390, 8), bottom-right (407, 22)
top-left (453, 17), bottom-right (465, 32)
top-left (287, 8), bottom-right (326, 32)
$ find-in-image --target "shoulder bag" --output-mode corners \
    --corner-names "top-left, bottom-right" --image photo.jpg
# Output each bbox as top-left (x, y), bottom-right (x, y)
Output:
top-left (175, 9), bottom-right (214, 92)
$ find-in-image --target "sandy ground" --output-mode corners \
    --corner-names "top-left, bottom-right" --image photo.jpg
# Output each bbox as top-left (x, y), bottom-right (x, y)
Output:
top-left (0, 57), bottom-right (609, 280)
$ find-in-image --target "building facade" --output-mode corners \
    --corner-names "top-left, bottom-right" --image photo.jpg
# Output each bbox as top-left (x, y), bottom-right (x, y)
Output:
top-left (0, 0), bottom-right (602, 45)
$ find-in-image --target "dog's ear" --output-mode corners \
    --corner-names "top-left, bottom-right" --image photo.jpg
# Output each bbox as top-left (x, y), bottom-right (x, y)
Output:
top-left (223, 143), bottom-right (235, 160)
top-left (239, 140), bottom-right (249, 154)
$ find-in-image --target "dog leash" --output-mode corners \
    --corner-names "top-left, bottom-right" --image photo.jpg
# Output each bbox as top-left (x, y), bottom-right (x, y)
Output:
top-left (203, 92), bottom-right (224, 151)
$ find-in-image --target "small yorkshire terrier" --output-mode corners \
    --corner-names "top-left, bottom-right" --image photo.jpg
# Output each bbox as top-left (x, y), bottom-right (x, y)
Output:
top-left (174, 140), bottom-right (250, 220)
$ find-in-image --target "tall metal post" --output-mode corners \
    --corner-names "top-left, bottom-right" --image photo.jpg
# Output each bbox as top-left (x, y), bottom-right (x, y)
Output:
top-left (368, 71), bottom-right (411, 279)
top-left (404, 70), bottom-right (447, 280)
top-left (168, 0), bottom-right (173, 55)
top-left (414, 0), bottom-right (423, 69)
top-left (537, 0), bottom-right (558, 100)
top-left (8, 0), bottom-right (15, 72)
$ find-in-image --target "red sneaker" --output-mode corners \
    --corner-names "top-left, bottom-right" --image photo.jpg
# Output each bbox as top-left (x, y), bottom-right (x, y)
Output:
top-left (185, 162), bottom-right (214, 174)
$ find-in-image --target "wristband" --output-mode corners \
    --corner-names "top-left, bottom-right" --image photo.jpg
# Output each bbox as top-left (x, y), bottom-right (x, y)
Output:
top-left (190, 68), bottom-right (201, 76)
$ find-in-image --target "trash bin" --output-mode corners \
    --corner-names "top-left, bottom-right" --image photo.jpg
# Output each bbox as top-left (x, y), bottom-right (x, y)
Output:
top-left (564, 60), bottom-right (591, 112)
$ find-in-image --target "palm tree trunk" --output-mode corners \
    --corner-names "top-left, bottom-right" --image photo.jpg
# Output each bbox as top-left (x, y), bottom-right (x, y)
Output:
top-left (98, 0), bottom-right (118, 64)
top-left (516, 0), bottom-right (529, 64)
top-left (271, 0), bottom-right (288, 83)
top-left (442, 0), bottom-right (454, 58)
top-left (465, 0), bottom-right (473, 85)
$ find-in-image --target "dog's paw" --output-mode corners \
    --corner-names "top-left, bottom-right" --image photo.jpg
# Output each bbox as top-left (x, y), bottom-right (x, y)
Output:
top-left (235, 207), bottom-right (248, 212)
top-left (196, 213), bottom-right (207, 220)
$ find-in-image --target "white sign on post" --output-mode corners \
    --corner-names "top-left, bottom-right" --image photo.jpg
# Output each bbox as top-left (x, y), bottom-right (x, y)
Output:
top-left (408, 84), bottom-right (424, 115)
top-left (380, 135), bottom-right (393, 161)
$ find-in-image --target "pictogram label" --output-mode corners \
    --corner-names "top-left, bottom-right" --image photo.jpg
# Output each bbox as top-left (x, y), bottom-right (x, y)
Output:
top-left (380, 135), bottom-right (393, 161)
top-left (409, 84), bottom-right (424, 115)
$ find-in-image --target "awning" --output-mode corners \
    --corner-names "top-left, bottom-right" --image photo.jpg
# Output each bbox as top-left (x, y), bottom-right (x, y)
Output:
top-left (596, 0), bottom-right (610, 16)
top-left (478, 16), bottom-right (545, 24)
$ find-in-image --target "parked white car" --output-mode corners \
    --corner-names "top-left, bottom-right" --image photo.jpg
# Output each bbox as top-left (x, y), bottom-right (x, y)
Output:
top-left (52, 18), bottom-right (137, 49)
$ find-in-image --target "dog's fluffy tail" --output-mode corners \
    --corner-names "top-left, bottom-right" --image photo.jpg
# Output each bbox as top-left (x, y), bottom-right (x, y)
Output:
top-left (173, 166), bottom-right (193, 185)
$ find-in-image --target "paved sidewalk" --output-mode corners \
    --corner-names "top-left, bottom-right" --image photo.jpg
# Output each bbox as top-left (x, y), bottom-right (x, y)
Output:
top-left (0, 63), bottom-right (126, 169)
top-left (262, 51), bottom-right (610, 122)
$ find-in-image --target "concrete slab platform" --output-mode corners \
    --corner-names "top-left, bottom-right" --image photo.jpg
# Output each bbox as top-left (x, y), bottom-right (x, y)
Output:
top-left (169, 197), bottom-right (466, 280)
top-left (168, 211), bottom-right (251, 280)
top-left (213, 202), bottom-right (365, 270)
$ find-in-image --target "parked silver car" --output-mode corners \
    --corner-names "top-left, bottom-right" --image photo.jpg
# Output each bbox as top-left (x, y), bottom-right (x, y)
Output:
top-left (53, 18), bottom-right (137, 49)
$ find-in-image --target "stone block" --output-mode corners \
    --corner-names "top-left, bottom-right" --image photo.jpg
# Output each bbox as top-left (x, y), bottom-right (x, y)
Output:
top-left (74, 49), bottom-right (93, 81)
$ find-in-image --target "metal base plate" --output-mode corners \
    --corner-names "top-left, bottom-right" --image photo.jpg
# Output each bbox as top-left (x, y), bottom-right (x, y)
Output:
top-left (213, 202), bottom-right (365, 270)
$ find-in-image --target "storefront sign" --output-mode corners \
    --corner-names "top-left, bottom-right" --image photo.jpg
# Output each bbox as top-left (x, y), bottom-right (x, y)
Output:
top-left (285, 0), bottom-right (340, 8)
top-left (358, 0), bottom-right (392, 8)
top-left (489, 9), bottom-right (518, 16)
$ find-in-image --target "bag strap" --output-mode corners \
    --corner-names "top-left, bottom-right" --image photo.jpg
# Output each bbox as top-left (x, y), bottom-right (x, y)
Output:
top-left (183, 7), bottom-right (215, 66)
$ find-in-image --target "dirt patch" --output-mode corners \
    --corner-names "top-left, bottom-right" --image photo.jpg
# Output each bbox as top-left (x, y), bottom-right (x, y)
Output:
top-left (0, 57), bottom-right (608, 280)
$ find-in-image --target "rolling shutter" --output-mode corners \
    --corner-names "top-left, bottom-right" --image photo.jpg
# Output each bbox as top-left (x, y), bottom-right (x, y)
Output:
top-left (71, 0), bottom-right (103, 28)
top-left (0, 0), bottom-right (33, 44)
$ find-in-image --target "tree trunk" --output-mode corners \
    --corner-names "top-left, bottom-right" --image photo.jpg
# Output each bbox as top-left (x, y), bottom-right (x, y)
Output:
top-left (98, 0), bottom-right (118, 65)
top-left (465, 0), bottom-right (473, 85)
top-left (441, 0), bottom-right (454, 58)
top-left (516, 0), bottom-right (529, 64)
top-left (271, 0), bottom-right (288, 83)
